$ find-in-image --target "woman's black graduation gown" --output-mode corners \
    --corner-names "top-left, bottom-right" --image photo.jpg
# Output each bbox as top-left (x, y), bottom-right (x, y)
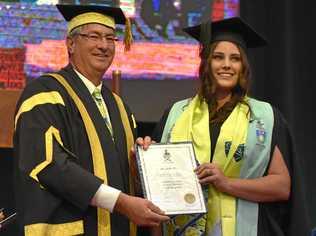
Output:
top-left (153, 105), bottom-right (310, 236)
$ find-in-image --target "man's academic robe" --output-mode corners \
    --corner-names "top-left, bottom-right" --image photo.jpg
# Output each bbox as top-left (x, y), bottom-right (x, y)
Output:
top-left (14, 65), bottom-right (136, 235)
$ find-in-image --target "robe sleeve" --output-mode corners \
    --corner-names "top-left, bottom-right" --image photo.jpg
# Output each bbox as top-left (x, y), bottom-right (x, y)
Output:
top-left (258, 107), bottom-right (310, 236)
top-left (14, 78), bottom-right (103, 211)
top-left (273, 108), bottom-right (310, 235)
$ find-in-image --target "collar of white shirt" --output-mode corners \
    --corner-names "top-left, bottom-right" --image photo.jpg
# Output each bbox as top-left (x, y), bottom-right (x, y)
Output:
top-left (73, 68), bottom-right (102, 95)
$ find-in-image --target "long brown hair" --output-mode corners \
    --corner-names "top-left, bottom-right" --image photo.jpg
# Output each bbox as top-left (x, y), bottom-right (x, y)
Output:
top-left (198, 41), bottom-right (251, 123)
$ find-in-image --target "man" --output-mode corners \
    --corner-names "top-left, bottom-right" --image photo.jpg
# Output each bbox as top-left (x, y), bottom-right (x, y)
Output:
top-left (13, 4), bottom-right (168, 235)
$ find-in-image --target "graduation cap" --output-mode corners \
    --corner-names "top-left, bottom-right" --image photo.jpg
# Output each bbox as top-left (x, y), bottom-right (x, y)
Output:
top-left (183, 17), bottom-right (267, 51)
top-left (56, 4), bottom-right (133, 51)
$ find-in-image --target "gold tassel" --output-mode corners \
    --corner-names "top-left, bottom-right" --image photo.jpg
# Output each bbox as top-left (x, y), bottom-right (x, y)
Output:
top-left (124, 18), bottom-right (133, 52)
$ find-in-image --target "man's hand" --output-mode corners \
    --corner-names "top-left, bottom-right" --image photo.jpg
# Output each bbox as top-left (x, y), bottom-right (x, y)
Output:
top-left (114, 193), bottom-right (169, 227)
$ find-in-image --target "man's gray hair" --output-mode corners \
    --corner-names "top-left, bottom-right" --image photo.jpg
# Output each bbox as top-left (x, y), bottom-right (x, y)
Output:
top-left (67, 26), bottom-right (83, 38)
top-left (67, 26), bottom-right (84, 57)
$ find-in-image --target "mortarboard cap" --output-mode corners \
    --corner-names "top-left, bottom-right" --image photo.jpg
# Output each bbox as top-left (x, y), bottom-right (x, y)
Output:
top-left (56, 4), bottom-right (133, 51)
top-left (183, 17), bottom-right (267, 50)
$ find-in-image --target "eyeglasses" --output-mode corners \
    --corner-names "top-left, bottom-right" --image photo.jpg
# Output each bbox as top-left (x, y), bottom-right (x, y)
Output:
top-left (78, 33), bottom-right (119, 44)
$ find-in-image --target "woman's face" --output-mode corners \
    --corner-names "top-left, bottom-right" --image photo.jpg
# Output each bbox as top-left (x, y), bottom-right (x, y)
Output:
top-left (210, 41), bottom-right (242, 94)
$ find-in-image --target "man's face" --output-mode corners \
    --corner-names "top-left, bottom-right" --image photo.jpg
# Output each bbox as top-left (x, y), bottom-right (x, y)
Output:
top-left (67, 23), bottom-right (116, 76)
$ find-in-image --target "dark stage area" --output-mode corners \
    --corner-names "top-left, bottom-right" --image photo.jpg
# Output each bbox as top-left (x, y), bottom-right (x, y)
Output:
top-left (0, 148), bottom-right (18, 235)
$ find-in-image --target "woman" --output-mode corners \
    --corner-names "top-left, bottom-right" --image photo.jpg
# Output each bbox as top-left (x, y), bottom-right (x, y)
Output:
top-left (152, 17), bottom-right (308, 236)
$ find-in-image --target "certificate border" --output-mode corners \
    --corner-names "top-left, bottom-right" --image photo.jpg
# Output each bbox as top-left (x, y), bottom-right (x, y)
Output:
top-left (136, 142), bottom-right (206, 215)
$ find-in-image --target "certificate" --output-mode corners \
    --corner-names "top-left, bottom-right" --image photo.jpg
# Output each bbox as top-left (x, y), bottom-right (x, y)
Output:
top-left (136, 142), bottom-right (206, 215)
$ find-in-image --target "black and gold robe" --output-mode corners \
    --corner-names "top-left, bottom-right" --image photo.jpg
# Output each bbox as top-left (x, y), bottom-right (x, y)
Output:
top-left (13, 65), bottom-right (136, 236)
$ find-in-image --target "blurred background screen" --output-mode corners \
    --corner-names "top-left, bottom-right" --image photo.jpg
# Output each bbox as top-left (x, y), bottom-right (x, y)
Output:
top-left (0, 0), bottom-right (239, 90)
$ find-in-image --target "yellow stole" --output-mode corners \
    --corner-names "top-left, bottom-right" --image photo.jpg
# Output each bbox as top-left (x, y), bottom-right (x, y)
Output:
top-left (168, 95), bottom-right (250, 236)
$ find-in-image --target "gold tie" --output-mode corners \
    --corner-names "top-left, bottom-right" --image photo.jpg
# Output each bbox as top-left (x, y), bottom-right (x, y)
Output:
top-left (92, 88), bottom-right (113, 136)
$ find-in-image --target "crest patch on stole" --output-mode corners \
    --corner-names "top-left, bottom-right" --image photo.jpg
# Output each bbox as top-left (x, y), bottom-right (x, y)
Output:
top-left (256, 120), bottom-right (266, 144)
top-left (233, 144), bottom-right (245, 162)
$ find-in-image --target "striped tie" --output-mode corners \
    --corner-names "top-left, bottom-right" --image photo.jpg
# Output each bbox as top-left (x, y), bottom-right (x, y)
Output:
top-left (92, 88), bottom-right (113, 136)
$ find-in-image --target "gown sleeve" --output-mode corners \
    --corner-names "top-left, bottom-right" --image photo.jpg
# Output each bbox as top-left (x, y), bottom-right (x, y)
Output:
top-left (257, 106), bottom-right (310, 236)
top-left (14, 77), bottom-right (103, 211)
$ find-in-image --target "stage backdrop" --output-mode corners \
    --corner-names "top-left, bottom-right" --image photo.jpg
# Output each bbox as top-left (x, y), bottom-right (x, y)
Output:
top-left (0, 0), bottom-right (239, 147)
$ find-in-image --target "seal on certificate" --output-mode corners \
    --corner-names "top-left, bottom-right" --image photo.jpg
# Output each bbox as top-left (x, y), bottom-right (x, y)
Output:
top-left (184, 193), bottom-right (196, 204)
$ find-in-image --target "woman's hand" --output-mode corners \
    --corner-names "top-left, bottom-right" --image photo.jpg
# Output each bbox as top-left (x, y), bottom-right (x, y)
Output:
top-left (195, 163), bottom-right (230, 193)
top-left (195, 146), bottom-right (290, 202)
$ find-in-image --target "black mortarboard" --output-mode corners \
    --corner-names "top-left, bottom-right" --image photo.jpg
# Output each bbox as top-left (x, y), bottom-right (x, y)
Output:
top-left (183, 17), bottom-right (267, 50)
top-left (56, 4), bottom-right (133, 50)
top-left (57, 4), bottom-right (126, 26)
